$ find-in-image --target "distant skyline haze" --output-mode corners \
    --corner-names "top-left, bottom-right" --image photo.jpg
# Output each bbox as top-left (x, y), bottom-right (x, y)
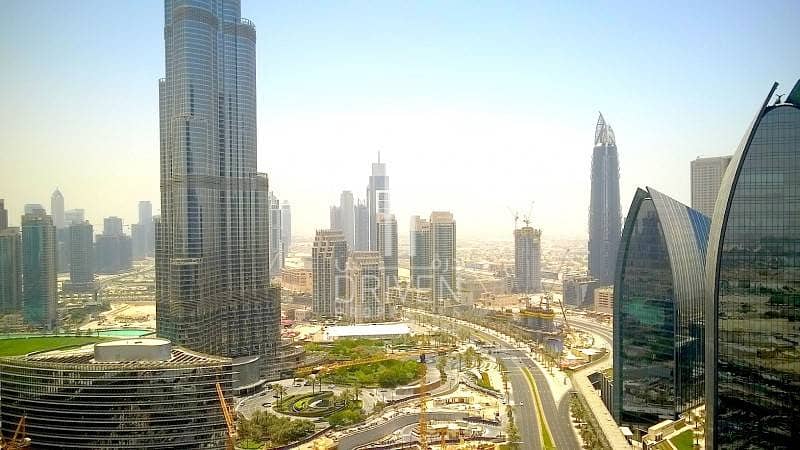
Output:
top-left (2, 0), bottom-right (799, 240)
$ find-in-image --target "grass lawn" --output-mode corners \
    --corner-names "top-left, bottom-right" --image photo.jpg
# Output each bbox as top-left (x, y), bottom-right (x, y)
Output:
top-left (0, 336), bottom-right (112, 356)
top-left (670, 429), bottom-right (695, 450)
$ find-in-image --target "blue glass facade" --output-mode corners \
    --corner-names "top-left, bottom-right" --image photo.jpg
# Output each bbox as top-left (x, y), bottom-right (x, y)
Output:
top-left (614, 187), bottom-right (709, 428)
top-left (705, 81), bottom-right (800, 449)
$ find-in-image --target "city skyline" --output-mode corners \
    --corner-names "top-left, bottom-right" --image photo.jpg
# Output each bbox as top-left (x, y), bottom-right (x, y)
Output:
top-left (2, 1), bottom-right (799, 239)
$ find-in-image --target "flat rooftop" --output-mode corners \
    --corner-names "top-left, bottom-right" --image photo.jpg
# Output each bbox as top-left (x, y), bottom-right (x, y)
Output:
top-left (325, 323), bottom-right (411, 338)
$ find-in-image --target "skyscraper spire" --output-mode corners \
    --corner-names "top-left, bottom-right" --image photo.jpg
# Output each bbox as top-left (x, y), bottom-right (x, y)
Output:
top-left (588, 112), bottom-right (622, 284)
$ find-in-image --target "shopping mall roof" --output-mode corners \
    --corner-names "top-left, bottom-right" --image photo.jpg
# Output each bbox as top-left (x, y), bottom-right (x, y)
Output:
top-left (324, 323), bottom-right (411, 340)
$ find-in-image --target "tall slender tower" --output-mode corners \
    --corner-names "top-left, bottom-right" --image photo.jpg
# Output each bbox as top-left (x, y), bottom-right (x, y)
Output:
top-left (268, 191), bottom-right (283, 276)
top-left (354, 200), bottom-right (370, 251)
top-left (514, 225), bottom-right (542, 293)
top-left (0, 227), bottom-right (22, 314)
top-left (0, 200), bottom-right (8, 229)
top-left (138, 200), bottom-right (154, 257)
top-left (340, 191), bottom-right (355, 248)
top-left (157, 0), bottom-right (278, 360)
top-left (50, 189), bottom-right (65, 229)
top-left (312, 230), bottom-right (347, 318)
top-left (21, 211), bottom-right (57, 330)
top-left (367, 154), bottom-right (389, 251)
top-left (376, 213), bottom-right (398, 288)
top-left (430, 211), bottom-right (456, 312)
top-left (280, 201), bottom-right (291, 253)
top-left (588, 113), bottom-right (622, 285)
top-left (68, 221), bottom-right (94, 285)
top-left (410, 215), bottom-right (432, 289)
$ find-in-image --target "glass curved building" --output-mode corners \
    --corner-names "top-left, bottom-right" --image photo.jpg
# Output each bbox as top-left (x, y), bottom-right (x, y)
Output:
top-left (613, 187), bottom-right (709, 428)
top-left (705, 80), bottom-right (800, 449)
top-left (0, 339), bottom-right (232, 449)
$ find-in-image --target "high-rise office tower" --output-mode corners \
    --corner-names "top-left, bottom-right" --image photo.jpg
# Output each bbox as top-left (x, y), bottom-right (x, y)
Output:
top-left (269, 191), bottom-right (283, 276)
top-left (21, 211), bottom-right (57, 330)
top-left (281, 201), bottom-right (292, 253)
top-left (690, 156), bottom-right (732, 217)
top-left (50, 189), bottom-right (65, 229)
top-left (157, 0), bottom-right (278, 360)
top-left (68, 221), bottom-right (94, 285)
top-left (588, 113), bottom-right (622, 285)
top-left (138, 200), bottom-right (155, 257)
top-left (329, 205), bottom-right (342, 231)
top-left (705, 81), bottom-right (800, 449)
top-left (312, 230), bottom-right (347, 318)
top-left (376, 213), bottom-right (398, 288)
top-left (0, 227), bottom-right (22, 314)
top-left (0, 200), bottom-right (7, 229)
top-left (340, 191), bottom-right (355, 248)
top-left (131, 223), bottom-right (146, 260)
top-left (430, 211), bottom-right (456, 311)
top-left (103, 216), bottom-right (123, 237)
top-left (354, 200), bottom-right (370, 251)
top-left (24, 204), bottom-right (45, 215)
top-left (64, 209), bottom-right (84, 226)
top-left (514, 225), bottom-right (542, 293)
top-left (346, 251), bottom-right (386, 323)
top-left (367, 154), bottom-right (390, 251)
top-left (613, 187), bottom-right (709, 428)
top-left (95, 233), bottom-right (132, 274)
top-left (410, 215), bottom-right (432, 289)
top-left (95, 216), bottom-right (132, 274)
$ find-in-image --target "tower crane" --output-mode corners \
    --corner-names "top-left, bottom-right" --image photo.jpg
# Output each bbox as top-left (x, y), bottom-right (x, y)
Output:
top-left (216, 382), bottom-right (237, 450)
top-left (0, 416), bottom-right (30, 450)
top-left (506, 207), bottom-right (519, 230)
top-left (543, 249), bottom-right (580, 346)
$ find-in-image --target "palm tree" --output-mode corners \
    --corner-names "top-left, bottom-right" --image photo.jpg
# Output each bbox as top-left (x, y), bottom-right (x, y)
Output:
top-left (272, 384), bottom-right (287, 406)
top-left (352, 383), bottom-right (361, 402)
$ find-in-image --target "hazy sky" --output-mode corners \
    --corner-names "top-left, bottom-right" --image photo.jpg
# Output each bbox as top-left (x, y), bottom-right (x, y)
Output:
top-left (1, 1), bottom-right (799, 240)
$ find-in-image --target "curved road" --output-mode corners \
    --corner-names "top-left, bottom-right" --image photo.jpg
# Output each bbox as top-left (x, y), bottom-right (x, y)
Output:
top-left (413, 311), bottom-right (581, 450)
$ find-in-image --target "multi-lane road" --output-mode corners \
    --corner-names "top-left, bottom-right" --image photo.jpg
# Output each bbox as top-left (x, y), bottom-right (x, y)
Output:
top-left (411, 310), bottom-right (581, 450)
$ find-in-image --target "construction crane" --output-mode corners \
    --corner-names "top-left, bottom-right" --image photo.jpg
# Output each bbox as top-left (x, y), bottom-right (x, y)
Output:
top-left (438, 428), bottom-right (448, 450)
top-left (0, 416), bottom-right (30, 450)
top-left (506, 207), bottom-right (519, 231)
top-left (216, 382), bottom-right (237, 450)
top-left (522, 201), bottom-right (535, 228)
top-left (542, 248), bottom-right (580, 346)
top-left (418, 352), bottom-right (431, 450)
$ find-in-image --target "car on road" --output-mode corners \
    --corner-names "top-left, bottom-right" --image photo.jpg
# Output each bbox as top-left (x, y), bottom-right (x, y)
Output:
top-left (262, 402), bottom-right (272, 408)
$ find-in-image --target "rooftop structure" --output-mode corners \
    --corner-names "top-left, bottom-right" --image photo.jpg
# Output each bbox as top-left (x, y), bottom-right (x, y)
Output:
top-left (0, 338), bottom-right (232, 449)
top-left (323, 323), bottom-right (411, 341)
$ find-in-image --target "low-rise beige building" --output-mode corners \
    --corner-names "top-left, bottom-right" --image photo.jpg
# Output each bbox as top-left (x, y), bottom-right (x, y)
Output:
top-left (281, 268), bottom-right (312, 293)
top-left (594, 286), bottom-right (614, 314)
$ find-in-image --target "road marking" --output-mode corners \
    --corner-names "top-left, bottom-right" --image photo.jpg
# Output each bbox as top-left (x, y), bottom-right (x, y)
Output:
top-left (523, 367), bottom-right (556, 450)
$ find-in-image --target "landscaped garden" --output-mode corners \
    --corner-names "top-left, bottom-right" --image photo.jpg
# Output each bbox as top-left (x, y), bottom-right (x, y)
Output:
top-left (0, 336), bottom-right (112, 356)
top-left (304, 338), bottom-right (385, 360)
top-left (275, 390), bottom-right (365, 428)
top-left (237, 411), bottom-right (315, 448)
top-left (326, 359), bottom-right (425, 388)
top-left (276, 391), bottom-right (343, 418)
